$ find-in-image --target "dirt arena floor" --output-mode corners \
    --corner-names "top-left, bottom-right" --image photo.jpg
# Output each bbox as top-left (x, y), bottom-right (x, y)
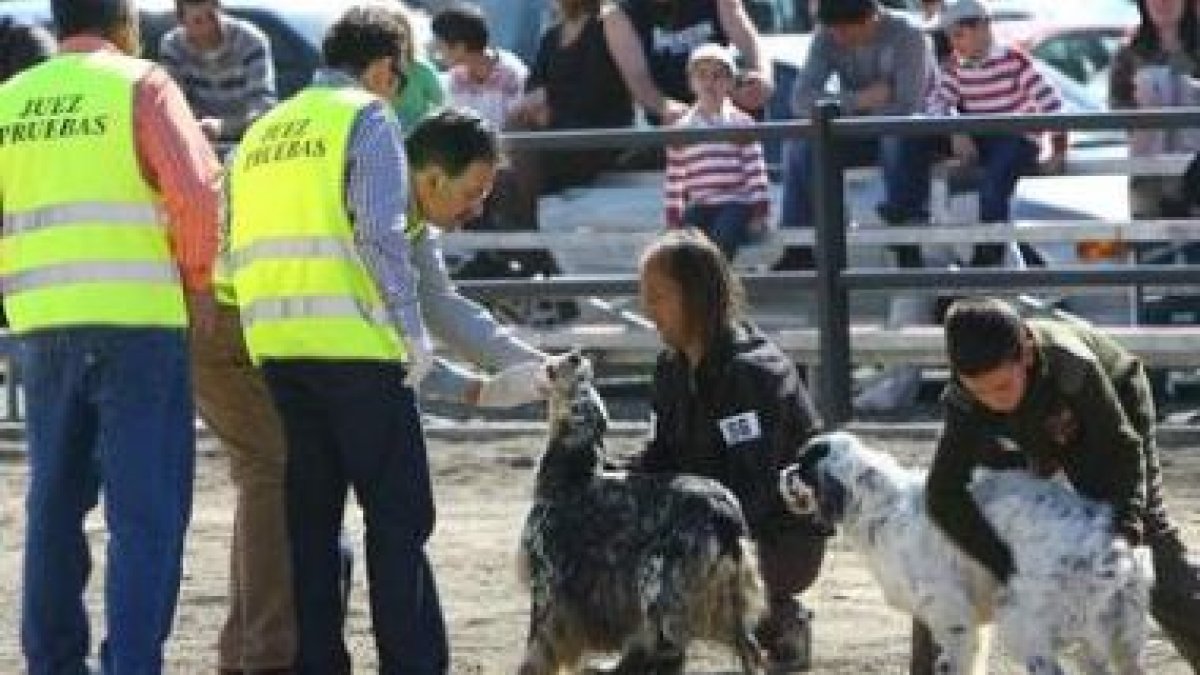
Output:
top-left (0, 428), bottom-right (1196, 673)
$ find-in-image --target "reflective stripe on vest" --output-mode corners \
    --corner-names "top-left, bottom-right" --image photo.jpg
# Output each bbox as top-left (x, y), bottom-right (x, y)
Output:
top-left (0, 53), bottom-right (186, 332)
top-left (3, 260), bottom-right (178, 293)
top-left (228, 235), bottom-right (357, 272)
top-left (4, 201), bottom-right (161, 235)
top-left (242, 295), bottom-right (390, 326)
top-left (229, 86), bottom-right (404, 363)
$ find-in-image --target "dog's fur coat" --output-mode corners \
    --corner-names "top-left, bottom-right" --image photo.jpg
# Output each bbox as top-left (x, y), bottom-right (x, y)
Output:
top-left (516, 352), bottom-right (765, 674)
top-left (780, 431), bottom-right (1154, 675)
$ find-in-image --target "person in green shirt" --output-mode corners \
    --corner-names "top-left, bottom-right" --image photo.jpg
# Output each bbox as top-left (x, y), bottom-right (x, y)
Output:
top-left (911, 296), bottom-right (1200, 673)
top-left (391, 6), bottom-right (445, 130)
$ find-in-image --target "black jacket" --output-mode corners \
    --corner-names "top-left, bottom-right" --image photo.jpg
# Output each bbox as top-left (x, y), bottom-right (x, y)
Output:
top-left (633, 322), bottom-right (822, 538)
top-left (927, 318), bottom-right (1172, 582)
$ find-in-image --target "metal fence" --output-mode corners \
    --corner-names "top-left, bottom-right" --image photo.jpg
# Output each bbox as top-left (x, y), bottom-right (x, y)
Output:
top-left (481, 103), bottom-right (1200, 425)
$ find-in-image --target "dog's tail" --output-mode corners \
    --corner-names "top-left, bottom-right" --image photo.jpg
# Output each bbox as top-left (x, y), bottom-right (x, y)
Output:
top-left (725, 536), bottom-right (767, 672)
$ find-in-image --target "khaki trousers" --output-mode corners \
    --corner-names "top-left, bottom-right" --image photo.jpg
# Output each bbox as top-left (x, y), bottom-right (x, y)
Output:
top-left (192, 304), bottom-right (294, 670)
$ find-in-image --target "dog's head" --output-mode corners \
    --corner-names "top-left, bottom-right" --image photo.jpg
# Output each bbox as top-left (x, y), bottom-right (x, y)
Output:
top-left (778, 431), bottom-right (862, 525)
top-left (544, 349), bottom-right (608, 448)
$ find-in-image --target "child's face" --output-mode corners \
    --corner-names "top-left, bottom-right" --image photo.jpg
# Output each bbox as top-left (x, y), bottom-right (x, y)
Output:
top-left (688, 59), bottom-right (735, 106)
top-left (434, 39), bottom-right (469, 68)
top-left (948, 18), bottom-right (991, 61)
top-left (639, 258), bottom-right (690, 351)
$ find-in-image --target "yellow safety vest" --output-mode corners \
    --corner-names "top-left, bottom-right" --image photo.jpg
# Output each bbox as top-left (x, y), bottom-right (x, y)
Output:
top-left (229, 86), bottom-right (407, 364)
top-left (0, 53), bottom-right (187, 333)
top-left (214, 196), bottom-right (427, 307)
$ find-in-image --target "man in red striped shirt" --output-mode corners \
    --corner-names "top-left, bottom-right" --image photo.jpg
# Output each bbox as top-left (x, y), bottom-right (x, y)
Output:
top-left (926, 0), bottom-right (1068, 266)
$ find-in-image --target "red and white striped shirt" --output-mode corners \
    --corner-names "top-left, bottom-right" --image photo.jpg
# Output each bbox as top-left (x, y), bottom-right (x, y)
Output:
top-left (663, 102), bottom-right (770, 228)
top-left (928, 44), bottom-right (1064, 146)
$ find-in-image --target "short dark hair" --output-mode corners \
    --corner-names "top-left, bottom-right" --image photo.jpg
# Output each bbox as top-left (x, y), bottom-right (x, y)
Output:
top-left (0, 18), bottom-right (55, 81)
top-left (816, 0), bottom-right (878, 25)
top-left (405, 107), bottom-right (500, 178)
top-left (944, 297), bottom-right (1026, 376)
top-left (174, 0), bottom-right (220, 13)
top-left (322, 5), bottom-right (405, 77)
top-left (51, 0), bottom-right (134, 40)
top-left (640, 229), bottom-right (746, 349)
top-left (431, 4), bottom-right (489, 52)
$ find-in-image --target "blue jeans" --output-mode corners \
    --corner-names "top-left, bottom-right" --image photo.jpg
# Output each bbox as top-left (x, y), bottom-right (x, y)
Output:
top-left (21, 327), bottom-right (195, 675)
top-left (969, 134), bottom-right (1039, 266)
top-left (262, 359), bottom-right (448, 675)
top-left (683, 202), bottom-right (757, 258)
top-left (778, 136), bottom-right (932, 229)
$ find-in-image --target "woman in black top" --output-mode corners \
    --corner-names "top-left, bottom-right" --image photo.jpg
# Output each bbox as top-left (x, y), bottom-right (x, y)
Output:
top-left (499, 0), bottom-right (634, 234)
top-left (603, 0), bottom-right (773, 124)
top-left (631, 228), bottom-right (827, 672)
top-left (510, 0), bottom-right (634, 193)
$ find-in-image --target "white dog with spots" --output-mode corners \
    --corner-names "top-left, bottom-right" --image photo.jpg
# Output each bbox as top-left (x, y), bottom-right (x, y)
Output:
top-left (779, 431), bottom-right (1154, 675)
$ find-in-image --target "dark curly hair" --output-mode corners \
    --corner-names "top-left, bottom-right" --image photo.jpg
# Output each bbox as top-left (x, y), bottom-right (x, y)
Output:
top-left (321, 5), bottom-right (405, 78)
top-left (405, 107), bottom-right (500, 179)
top-left (944, 297), bottom-right (1026, 376)
top-left (0, 18), bottom-right (55, 81)
top-left (431, 3), bottom-right (489, 52)
top-left (51, 0), bottom-right (133, 40)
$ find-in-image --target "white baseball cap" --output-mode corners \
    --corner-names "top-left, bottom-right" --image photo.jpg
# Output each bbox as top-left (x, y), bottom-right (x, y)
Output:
top-left (688, 43), bottom-right (737, 73)
top-left (935, 0), bottom-right (991, 30)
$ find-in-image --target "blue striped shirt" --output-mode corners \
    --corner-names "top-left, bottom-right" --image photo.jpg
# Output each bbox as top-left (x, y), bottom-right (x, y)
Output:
top-left (316, 69), bottom-right (431, 356)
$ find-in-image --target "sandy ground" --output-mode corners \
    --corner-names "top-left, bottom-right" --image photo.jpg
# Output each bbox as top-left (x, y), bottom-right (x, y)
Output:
top-left (0, 429), bottom-right (1197, 674)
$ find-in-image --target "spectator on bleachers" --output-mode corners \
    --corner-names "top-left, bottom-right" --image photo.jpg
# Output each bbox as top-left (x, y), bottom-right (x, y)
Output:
top-left (921, 0), bottom-right (954, 67)
top-left (159, 0), bottom-right (275, 142)
top-left (0, 17), bottom-right (55, 81)
top-left (391, 5), bottom-right (446, 131)
top-left (432, 3), bottom-right (527, 131)
top-left (776, 0), bottom-right (933, 270)
top-left (664, 44), bottom-right (770, 259)
top-left (925, 0), bottom-right (1067, 267)
top-left (1110, 0), bottom-right (1200, 218)
top-left (503, 0), bottom-right (634, 230)
top-left (602, 0), bottom-right (774, 125)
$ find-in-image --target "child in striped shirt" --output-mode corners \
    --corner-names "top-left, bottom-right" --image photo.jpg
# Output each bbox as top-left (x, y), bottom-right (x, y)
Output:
top-left (927, 0), bottom-right (1068, 266)
top-left (664, 43), bottom-right (770, 259)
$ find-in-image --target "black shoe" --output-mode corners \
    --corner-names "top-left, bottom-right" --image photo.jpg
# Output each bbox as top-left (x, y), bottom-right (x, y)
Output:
top-left (771, 246), bottom-right (815, 271)
top-left (875, 204), bottom-right (927, 268)
top-left (757, 603), bottom-right (813, 672)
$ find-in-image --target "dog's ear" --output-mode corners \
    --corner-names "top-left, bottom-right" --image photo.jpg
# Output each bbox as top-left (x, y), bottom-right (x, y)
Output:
top-left (778, 435), bottom-right (833, 515)
top-left (795, 435), bottom-right (834, 484)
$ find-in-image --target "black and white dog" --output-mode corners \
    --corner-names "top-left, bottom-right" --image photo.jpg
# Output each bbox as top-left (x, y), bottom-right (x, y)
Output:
top-left (780, 431), bottom-right (1154, 675)
top-left (517, 351), bottom-right (765, 674)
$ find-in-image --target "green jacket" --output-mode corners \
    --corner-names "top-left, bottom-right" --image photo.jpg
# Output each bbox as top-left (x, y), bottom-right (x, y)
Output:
top-left (926, 318), bottom-right (1173, 581)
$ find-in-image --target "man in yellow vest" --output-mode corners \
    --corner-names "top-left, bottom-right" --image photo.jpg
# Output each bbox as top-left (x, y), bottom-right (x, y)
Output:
top-left (227, 7), bottom-right (543, 673)
top-left (200, 106), bottom-right (555, 675)
top-left (0, 0), bottom-right (220, 672)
